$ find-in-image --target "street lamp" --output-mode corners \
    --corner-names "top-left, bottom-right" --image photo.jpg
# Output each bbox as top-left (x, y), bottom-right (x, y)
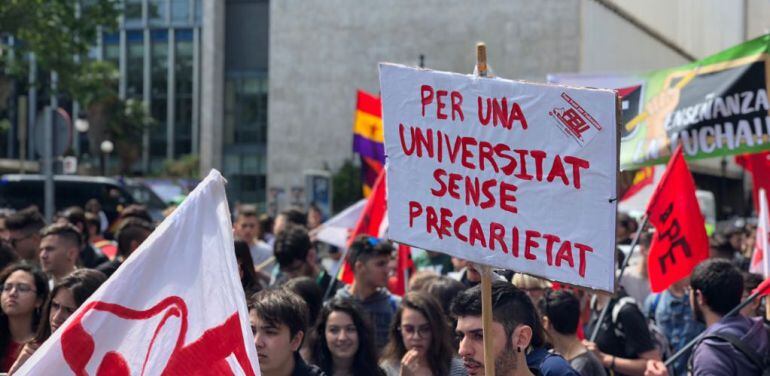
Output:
top-left (100, 140), bottom-right (113, 176)
top-left (75, 118), bottom-right (89, 133)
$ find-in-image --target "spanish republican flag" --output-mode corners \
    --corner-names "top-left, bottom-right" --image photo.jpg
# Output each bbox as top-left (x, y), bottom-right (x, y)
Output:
top-left (353, 90), bottom-right (385, 197)
top-left (621, 166), bottom-right (655, 202)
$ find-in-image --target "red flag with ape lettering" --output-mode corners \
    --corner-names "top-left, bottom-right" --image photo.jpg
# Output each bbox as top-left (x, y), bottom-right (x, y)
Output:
top-left (645, 146), bottom-right (709, 293)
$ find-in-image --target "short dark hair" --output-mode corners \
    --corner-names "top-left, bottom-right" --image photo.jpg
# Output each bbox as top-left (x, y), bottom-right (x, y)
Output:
top-left (0, 240), bottom-right (19, 275)
top-left (40, 223), bottom-right (83, 249)
top-left (5, 207), bottom-right (45, 233)
top-left (60, 206), bottom-right (88, 241)
top-left (280, 207), bottom-right (307, 227)
top-left (259, 214), bottom-right (274, 236)
top-left (742, 272), bottom-right (763, 294)
top-left (539, 290), bottom-right (580, 335)
top-left (116, 218), bottom-right (154, 257)
top-left (284, 276), bottom-right (323, 327)
top-left (712, 239), bottom-right (737, 258)
top-left (118, 204), bottom-right (153, 224)
top-left (690, 259), bottom-right (743, 315)
top-left (451, 281), bottom-right (545, 348)
top-left (425, 276), bottom-right (466, 316)
top-left (248, 288), bottom-right (309, 341)
top-left (273, 225), bottom-right (312, 269)
top-left (85, 212), bottom-right (101, 230)
top-left (346, 236), bottom-right (393, 267)
top-left (84, 199), bottom-right (101, 213)
top-left (235, 205), bottom-right (258, 220)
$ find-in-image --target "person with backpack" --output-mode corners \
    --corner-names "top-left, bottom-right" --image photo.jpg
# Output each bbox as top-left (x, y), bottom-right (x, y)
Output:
top-left (644, 278), bottom-right (704, 375)
top-left (645, 259), bottom-right (770, 376)
top-left (584, 290), bottom-right (661, 376)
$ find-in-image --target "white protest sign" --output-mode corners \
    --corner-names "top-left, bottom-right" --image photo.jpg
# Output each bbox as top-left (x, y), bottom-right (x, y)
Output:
top-left (380, 63), bottom-right (618, 292)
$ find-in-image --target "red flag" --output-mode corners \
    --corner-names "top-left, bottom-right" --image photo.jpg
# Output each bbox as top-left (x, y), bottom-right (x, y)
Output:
top-left (338, 170), bottom-right (415, 296)
top-left (752, 276), bottom-right (770, 297)
top-left (387, 244), bottom-right (415, 296)
top-left (339, 170), bottom-right (388, 284)
top-left (736, 151), bottom-right (770, 212)
top-left (645, 146), bottom-right (709, 293)
top-left (750, 188), bottom-right (770, 276)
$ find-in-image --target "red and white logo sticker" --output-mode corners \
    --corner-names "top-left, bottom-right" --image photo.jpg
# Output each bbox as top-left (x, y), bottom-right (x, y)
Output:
top-left (549, 92), bottom-right (603, 147)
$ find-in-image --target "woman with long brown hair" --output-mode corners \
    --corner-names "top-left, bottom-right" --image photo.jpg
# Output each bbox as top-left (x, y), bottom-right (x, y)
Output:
top-left (310, 297), bottom-right (384, 376)
top-left (0, 263), bottom-right (48, 373)
top-left (380, 292), bottom-right (465, 376)
top-left (9, 269), bottom-right (107, 374)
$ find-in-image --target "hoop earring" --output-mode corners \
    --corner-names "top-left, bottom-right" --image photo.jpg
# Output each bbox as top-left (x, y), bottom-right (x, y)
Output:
top-left (517, 346), bottom-right (521, 353)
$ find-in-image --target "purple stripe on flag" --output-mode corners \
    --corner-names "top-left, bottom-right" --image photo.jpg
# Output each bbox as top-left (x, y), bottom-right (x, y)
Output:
top-left (353, 134), bottom-right (385, 163)
top-left (362, 162), bottom-right (380, 187)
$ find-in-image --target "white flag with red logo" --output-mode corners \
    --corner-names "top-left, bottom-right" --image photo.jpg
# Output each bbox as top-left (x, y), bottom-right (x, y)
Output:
top-left (751, 188), bottom-right (770, 277)
top-left (16, 170), bottom-right (260, 375)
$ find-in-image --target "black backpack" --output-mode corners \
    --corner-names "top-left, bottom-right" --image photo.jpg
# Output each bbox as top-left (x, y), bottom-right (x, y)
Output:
top-left (689, 332), bottom-right (770, 376)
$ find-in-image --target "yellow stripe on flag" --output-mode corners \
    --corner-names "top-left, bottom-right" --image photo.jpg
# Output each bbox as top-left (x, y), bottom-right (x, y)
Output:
top-left (353, 111), bottom-right (384, 142)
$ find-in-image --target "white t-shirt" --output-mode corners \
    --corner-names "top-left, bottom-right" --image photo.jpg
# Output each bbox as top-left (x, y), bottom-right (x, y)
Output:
top-left (250, 240), bottom-right (274, 272)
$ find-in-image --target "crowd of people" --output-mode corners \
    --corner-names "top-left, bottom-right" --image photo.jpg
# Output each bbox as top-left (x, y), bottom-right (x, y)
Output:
top-left (0, 203), bottom-right (767, 376)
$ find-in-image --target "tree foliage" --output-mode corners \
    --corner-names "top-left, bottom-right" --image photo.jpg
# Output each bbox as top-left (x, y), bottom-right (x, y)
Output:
top-left (0, 0), bottom-right (120, 104)
top-left (332, 159), bottom-right (363, 213)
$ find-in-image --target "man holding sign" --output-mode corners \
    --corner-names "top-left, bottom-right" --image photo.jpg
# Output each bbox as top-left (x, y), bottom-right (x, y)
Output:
top-left (452, 281), bottom-right (546, 376)
top-left (379, 63), bottom-right (618, 292)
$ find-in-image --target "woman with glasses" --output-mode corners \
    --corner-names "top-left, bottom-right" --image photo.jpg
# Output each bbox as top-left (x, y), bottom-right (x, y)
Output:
top-left (8, 269), bottom-right (107, 374)
top-left (380, 292), bottom-right (465, 376)
top-left (0, 263), bottom-right (48, 372)
top-left (309, 297), bottom-right (384, 376)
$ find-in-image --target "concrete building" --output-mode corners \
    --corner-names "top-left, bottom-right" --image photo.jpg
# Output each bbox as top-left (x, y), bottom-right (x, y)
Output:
top-left (265, 0), bottom-right (770, 217)
top-left (108, 0), bottom-right (269, 204)
top-left (2, 0), bottom-right (769, 215)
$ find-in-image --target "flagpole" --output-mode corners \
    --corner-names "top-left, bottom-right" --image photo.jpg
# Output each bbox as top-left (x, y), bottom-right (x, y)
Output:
top-left (589, 213), bottom-right (650, 341)
top-left (473, 42), bottom-right (496, 376)
top-left (664, 278), bottom-right (770, 367)
top-left (324, 245), bottom-right (350, 300)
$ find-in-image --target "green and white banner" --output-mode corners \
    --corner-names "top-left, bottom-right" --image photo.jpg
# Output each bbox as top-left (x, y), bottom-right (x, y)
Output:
top-left (551, 34), bottom-right (770, 170)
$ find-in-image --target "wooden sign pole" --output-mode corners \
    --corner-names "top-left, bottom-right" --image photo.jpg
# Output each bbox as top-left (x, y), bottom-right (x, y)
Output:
top-left (475, 42), bottom-right (496, 376)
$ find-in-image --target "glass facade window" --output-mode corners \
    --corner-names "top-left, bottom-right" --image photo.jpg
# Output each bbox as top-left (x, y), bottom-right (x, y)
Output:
top-left (124, 0), bottom-right (143, 26)
top-left (150, 30), bottom-right (168, 159)
top-left (194, 0), bottom-right (202, 22)
top-left (126, 31), bottom-right (144, 99)
top-left (171, 0), bottom-right (190, 23)
top-left (149, 0), bottom-right (169, 25)
top-left (174, 29), bottom-right (194, 157)
top-left (224, 73), bottom-right (268, 206)
top-left (91, 0), bottom-right (203, 176)
top-left (103, 32), bottom-right (120, 69)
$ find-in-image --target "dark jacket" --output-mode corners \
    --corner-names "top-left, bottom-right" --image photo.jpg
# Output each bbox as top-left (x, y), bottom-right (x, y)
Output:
top-left (80, 244), bottom-right (108, 269)
top-left (690, 315), bottom-right (769, 375)
top-left (527, 347), bottom-right (580, 376)
top-left (292, 353), bottom-right (326, 376)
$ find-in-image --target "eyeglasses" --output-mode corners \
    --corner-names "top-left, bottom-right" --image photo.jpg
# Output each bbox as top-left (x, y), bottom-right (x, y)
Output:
top-left (2, 283), bottom-right (37, 294)
top-left (400, 324), bottom-right (431, 338)
top-left (9, 232), bottom-right (35, 248)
